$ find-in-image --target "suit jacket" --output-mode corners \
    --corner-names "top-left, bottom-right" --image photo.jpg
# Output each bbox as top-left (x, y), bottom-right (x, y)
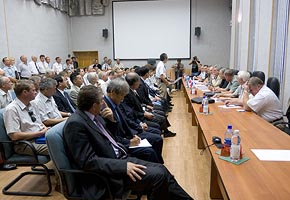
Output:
top-left (119, 103), bottom-right (143, 134)
top-left (104, 96), bottom-right (138, 147)
top-left (68, 84), bottom-right (80, 105)
top-left (123, 89), bottom-right (144, 121)
top-left (136, 78), bottom-right (153, 106)
top-left (53, 89), bottom-right (76, 113)
top-left (63, 109), bottom-right (127, 199)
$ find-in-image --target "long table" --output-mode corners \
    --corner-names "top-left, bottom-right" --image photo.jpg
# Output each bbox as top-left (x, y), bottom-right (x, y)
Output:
top-left (182, 79), bottom-right (290, 200)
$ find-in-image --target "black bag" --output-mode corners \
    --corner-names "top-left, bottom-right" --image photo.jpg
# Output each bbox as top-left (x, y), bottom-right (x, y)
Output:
top-left (191, 97), bottom-right (215, 104)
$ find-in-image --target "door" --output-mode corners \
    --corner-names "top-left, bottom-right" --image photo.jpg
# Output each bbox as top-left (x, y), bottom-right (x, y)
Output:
top-left (73, 51), bottom-right (98, 68)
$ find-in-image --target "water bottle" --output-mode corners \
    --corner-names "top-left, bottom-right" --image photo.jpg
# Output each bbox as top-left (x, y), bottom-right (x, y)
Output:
top-left (191, 86), bottom-right (196, 95)
top-left (191, 80), bottom-right (196, 95)
top-left (185, 76), bottom-right (190, 88)
top-left (223, 124), bottom-right (233, 156)
top-left (202, 96), bottom-right (209, 115)
top-left (188, 78), bottom-right (192, 88)
top-left (230, 130), bottom-right (241, 162)
top-left (224, 124), bottom-right (232, 146)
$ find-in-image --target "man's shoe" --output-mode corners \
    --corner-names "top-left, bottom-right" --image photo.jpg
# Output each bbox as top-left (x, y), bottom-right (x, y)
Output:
top-left (0, 164), bottom-right (17, 171)
top-left (164, 131), bottom-right (176, 137)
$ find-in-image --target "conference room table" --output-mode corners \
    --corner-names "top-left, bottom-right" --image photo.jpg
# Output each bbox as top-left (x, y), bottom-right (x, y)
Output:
top-left (182, 79), bottom-right (290, 200)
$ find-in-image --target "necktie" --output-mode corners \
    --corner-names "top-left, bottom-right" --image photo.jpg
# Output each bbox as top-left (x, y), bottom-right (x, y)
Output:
top-left (64, 91), bottom-right (75, 112)
top-left (114, 106), bottom-right (121, 123)
top-left (35, 63), bottom-right (40, 74)
top-left (94, 117), bottom-right (127, 158)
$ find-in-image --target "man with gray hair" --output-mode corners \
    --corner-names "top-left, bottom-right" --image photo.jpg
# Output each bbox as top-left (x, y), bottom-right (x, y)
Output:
top-left (0, 76), bottom-right (13, 108)
top-left (31, 78), bottom-right (70, 126)
top-left (104, 78), bottom-right (163, 163)
top-left (98, 71), bottom-right (108, 94)
top-left (86, 72), bottom-right (99, 87)
top-left (224, 71), bottom-right (251, 106)
top-left (28, 56), bottom-right (40, 75)
top-left (83, 65), bottom-right (96, 85)
top-left (243, 77), bottom-right (283, 123)
top-left (17, 55), bottom-right (31, 79)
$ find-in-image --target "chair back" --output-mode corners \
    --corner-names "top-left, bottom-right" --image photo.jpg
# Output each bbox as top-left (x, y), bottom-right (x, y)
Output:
top-left (0, 109), bottom-right (14, 160)
top-left (233, 69), bottom-right (239, 75)
top-left (266, 77), bottom-right (280, 98)
top-left (285, 103), bottom-right (290, 123)
top-left (45, 121), bottom-right (82, 198)
top-left (252, 71), bottom-right (265, 84)
top-left (147, 59), bottom-right (156, 66)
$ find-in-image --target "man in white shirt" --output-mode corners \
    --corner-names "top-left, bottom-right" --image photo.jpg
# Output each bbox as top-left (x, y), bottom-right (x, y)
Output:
top-left (114, 58), bottom-right (124, 69)
top-left (69, 72), bottom-right (84, 105)
top-left (155, 53), bottom-right (171, 98)
top-left (0, 76), bottom-right (13, 108)
top-left (37, 55), bottom-right (48, 74)
top-left (98, 71), bottom-right (108, 95)
top-left (28, 56), bottom-right (40, 75)
top-left (31, 78), bottom-right (69, 127)
top-left (102, 59), bottom-right (112, 71)
top-left (63, 58), bottom-right (74, 71)
top-left (243, 77), bottom-right (283, 123)
top-left (4, 80), bottom-right (49, 155)
top-left (45, 56), bottom-right (52, 70)
top-left (2, 57), bottom-right (18, 83)
top-left (52, 57), bottom-right (63, 74)
top-left (17, 55), bottom-right (31, 79)
top-left (83, 65), bottom-right (96, 85)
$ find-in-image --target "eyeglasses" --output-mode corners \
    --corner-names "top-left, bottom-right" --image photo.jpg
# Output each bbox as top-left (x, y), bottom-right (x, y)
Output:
top-left (28, 110), bottom-right (36, 122)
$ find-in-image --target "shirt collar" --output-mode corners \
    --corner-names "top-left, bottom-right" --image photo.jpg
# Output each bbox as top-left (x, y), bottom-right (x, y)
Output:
top-left (0, 89), bottom-right (6, 95)
top-left (84, 111), bottom-right (95, 121)
top-left (15, 98), bottom-right (29, 111)
top-left (104, 95), bottom-right (117, 109)
top-left (38, 92), bottom-right (50, 102)
top-left (57, 88), bottom-right (65, 96)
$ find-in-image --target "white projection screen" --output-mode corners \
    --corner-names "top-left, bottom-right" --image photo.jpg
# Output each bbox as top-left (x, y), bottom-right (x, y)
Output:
top-left (112, 0), bottom-right (191, 60)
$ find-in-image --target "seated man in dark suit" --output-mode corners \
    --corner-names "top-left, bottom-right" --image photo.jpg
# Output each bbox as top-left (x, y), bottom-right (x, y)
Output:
top-left (123, 72), bottom-right (176, 137)
top-left (104, 78), bottom-right (164, 163)
top-left (63, 85), bottom-right (193, 200)
top-left (53, 75), bottom-right (76, 113)
top-left (135, 66), bottom-right (171, 113)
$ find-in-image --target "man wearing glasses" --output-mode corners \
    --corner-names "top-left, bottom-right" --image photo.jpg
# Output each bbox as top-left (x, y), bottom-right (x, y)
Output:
top-left (3, 80), bottom-right (49, 155)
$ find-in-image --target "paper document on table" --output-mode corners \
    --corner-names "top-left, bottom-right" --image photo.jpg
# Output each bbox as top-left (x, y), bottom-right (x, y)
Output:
top-left (195, 85), bottom-right (210, 92)
top-left (129, 139), bottom-right (152, 149)
top-left (218, 105), bottom-right (242, 109)
top-left (251, 149), bottom-right (290, 161)
top-left (172, 77), bottom-right (182, 84)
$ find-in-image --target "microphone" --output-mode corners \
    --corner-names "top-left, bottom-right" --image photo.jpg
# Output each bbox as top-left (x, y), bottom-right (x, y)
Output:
top-left (200, 136), bottom-right (222, 155)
